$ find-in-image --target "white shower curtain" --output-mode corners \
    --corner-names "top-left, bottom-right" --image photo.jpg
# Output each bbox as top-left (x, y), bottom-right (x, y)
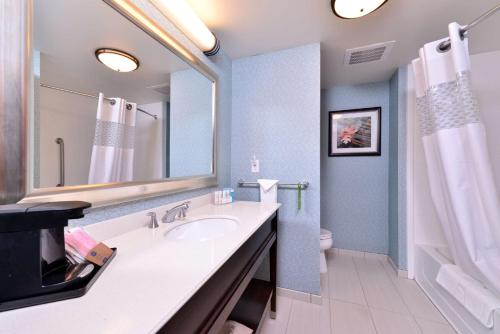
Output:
top-left (88, 93), bottom-right (136, 184)
top-left (412, 23), bottom-right (500, 295)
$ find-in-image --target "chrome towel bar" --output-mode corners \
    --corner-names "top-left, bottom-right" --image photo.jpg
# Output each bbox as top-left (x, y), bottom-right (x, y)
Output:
top-left (237, 179), bottom-right (309, 190)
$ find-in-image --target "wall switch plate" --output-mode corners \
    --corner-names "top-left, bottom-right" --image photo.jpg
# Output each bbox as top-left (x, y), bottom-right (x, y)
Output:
top-left (251, 159), bottom-right (259, 173)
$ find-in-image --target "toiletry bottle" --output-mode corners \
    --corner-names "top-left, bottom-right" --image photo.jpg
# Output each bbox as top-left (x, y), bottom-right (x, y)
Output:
top-left (214, 190), bottom-right (220, 205)
top-left (222, 190), bottom-right (228, 204)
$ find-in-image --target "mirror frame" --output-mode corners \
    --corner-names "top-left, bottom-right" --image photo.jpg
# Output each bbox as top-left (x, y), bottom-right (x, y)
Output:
top-left (20, 0), bottom-right (218, 207)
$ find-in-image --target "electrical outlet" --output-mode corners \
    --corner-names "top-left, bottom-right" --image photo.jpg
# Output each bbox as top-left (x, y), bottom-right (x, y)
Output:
top-left (251, 159), bottom-right (259, 173)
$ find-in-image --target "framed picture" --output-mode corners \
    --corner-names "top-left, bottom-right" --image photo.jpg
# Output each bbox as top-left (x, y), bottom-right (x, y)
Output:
top-left (328, 107), bottom-right (381, 157)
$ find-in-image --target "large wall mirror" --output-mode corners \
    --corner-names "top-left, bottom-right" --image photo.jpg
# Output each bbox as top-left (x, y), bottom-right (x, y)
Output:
top-left (22, 0), bottom-right (218, 206)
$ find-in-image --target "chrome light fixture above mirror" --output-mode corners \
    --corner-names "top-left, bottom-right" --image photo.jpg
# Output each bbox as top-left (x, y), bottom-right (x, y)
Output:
top-left (95, 48), bottom-right (139, 72)
top-left (149, 0), bottom-right (220, 56)
top-left (331, 0), bottom-right (388, 19)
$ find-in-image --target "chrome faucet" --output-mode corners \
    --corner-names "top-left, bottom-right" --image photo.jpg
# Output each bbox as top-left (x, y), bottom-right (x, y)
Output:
top-left (146, 212), bottom-right (159, 229)
top-left (161, 201), bottom-right (190, 224)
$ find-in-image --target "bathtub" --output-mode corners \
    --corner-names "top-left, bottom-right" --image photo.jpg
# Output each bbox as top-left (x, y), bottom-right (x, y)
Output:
top-left (415, 245), bottom-right (500, 334)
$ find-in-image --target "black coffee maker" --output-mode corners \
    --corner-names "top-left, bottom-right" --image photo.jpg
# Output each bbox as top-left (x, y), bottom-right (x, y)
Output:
top-left (0, 201), bottom-right (95, 309)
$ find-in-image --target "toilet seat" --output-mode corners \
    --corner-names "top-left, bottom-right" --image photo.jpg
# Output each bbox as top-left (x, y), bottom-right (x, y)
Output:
top-left (320, 228), bottom-right (332, 240)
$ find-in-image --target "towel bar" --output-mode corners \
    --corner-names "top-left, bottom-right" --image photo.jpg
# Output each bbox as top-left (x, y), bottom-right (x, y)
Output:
top-left (237, 180), bottom-right (309, 190)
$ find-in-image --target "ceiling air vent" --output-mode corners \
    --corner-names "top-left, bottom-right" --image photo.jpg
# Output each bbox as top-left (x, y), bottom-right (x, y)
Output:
top-left (149, 83), bottom-right (170, 96)
top-left (344, 41), bottom-right (395, 65)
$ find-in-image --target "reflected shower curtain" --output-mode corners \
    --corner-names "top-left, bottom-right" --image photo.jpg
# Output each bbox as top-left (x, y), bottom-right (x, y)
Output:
top-left (412, 23), bottom-right (500, 295)
top-left (88, 93), bottom-right (136, 184)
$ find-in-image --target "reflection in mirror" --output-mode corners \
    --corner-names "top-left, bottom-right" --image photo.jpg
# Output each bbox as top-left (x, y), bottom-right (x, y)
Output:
top-left (32, 0), bottom-right (214, 189)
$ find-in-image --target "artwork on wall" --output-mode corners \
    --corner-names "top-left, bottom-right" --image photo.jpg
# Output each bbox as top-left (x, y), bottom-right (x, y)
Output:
top-left (328, 107), bottom-right (381, 157)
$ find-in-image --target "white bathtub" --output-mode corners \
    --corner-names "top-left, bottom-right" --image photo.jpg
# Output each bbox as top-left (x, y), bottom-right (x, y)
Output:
top-left (416, 245), bottom-right (500, 334)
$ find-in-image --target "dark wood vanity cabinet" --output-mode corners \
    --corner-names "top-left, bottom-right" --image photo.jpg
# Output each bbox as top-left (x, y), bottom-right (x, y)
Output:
top-left (158, 211), bottom-right (278, 334)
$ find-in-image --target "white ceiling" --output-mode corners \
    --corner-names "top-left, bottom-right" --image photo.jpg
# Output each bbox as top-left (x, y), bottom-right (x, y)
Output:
top-left (187, 0), bottom-right (500, 88)
top-left (35, 0), bottom-right (192, 104)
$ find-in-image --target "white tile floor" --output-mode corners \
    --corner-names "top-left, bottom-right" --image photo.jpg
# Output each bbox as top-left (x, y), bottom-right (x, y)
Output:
top-left (260, 250), bottom-right (456, 334)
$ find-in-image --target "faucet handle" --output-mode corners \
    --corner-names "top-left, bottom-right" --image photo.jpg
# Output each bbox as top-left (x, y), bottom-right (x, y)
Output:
top-left (146, 211), bottom-right (159, 229)
top-left (183, 201), bottom-right (191, 214)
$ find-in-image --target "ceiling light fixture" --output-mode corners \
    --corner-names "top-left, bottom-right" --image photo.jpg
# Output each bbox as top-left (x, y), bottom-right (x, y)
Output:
top-left (149, 0), bottom-right (220, 56)
top-left (95, 48), bottom-right (139, 72)
top-left (331, 0), bottom-right (388, 19)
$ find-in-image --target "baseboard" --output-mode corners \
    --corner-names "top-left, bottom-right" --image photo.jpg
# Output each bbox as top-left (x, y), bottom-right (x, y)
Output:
top-left (331, 247), bottom-right (388, 261)
top-left (277, 287), bottom-right (323, 305)
top-left (329, 248), bottom-right (409, 278)
top-left (387, 255), bottom-right (409, 278)
top-left (279, 249), bottom-right (400, 306)
top-left (310, 294), bottom-right (322, 305)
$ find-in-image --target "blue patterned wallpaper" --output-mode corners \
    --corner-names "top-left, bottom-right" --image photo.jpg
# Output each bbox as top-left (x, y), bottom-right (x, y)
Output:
top-left (321, 82), bottom-right (390, 254)
top-left (73, 0), bottom-right (232, 226)
top-left (73, 188), bottom-right (214, 227)
top-left (231, 44), bottom-right (321, 295)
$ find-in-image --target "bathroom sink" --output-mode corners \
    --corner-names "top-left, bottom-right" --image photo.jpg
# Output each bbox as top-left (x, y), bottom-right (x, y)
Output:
top-left (164, 217), bottom-right (239, 242)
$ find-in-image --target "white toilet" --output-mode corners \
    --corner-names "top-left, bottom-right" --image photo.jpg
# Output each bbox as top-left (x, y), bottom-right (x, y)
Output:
top-left (320, 228), bottom-right (333, 274)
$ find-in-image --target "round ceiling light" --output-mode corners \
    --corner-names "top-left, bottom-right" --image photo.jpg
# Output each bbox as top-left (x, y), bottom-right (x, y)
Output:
top-left (95, 48), bottom-right (139, 72)
top-left (331, 0), bottom-right (388, 19)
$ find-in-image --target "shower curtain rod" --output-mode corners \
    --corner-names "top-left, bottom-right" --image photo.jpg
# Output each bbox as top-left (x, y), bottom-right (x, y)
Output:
top-left (438, 3), bottom-right (500, 51)
top-left (39, 83), bottom-right (158, 120)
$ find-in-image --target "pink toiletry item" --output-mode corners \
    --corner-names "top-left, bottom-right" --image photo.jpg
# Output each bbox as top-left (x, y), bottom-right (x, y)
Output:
top-left (65, 228), bottom-right (98, 258)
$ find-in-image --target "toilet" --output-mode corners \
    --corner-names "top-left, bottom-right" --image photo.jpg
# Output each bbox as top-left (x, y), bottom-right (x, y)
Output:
top-left (320, 228), bottom-right (333, 274)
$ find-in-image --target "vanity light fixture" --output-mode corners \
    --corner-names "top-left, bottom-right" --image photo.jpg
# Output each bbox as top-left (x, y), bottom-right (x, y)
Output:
top-left (149, 0), bottom-right (220, 56)
top-left (331, 0), bottom-right (388, 19)
top-left (95, 48), bottom-right (139, 72)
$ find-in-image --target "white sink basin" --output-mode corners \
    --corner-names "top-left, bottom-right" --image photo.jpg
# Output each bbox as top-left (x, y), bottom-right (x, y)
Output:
top-left (164, 217), bottom-right (239, 242)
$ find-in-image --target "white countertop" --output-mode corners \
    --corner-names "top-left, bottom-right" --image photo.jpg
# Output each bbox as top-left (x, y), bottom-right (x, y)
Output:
top-left (0, 201), bottom-right (280, 334)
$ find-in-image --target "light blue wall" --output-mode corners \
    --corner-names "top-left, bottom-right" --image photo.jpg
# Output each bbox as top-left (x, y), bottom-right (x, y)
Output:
top-left (72, 0), bottom-right (232, 227)
top-left (397, 67), bottom-right (408, 269)
top-left (170, 69), bottom-right (213, 177)
top-left (388, 72), bottom-right (399, 264)
top-left (321, 82), bottom-right (390, 254)
top-left (231, 44), bottom-right (321, 295)
top-left (388, 66), bottom-right (408, 269)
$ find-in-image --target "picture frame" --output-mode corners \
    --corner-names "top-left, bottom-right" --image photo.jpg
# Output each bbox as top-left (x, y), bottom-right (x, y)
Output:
top-left (328, 107), bottom-right (381, 157)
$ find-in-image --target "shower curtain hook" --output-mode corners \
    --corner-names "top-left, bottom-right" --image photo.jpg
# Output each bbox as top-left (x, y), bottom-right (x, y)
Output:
top-left (437, 40), bottom-right (451, 53)
top-left (437, 25), bottom-right (467, 53)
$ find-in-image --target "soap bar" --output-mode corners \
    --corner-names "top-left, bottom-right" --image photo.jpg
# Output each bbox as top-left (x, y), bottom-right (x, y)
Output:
top-left (85, 243), bottom-right (114, 266)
